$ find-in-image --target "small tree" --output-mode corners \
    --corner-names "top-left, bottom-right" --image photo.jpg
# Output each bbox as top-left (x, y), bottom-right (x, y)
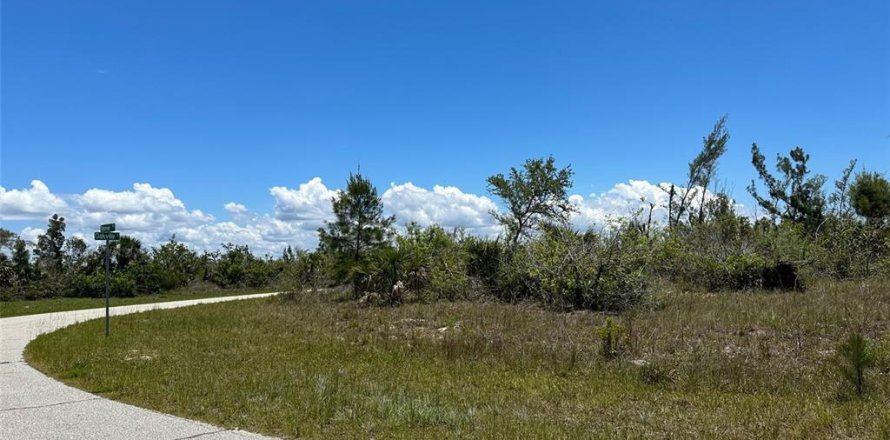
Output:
top-left (318, 171), bottom-right (394, 293)
top-left (837, 331), bottom-right (876, 397)
top-left (486, 156), bottom-right (574, 248)
top-left (850, 171), bottom-right (890, 222)
top-left (748, 145), bottom-right (827, 232)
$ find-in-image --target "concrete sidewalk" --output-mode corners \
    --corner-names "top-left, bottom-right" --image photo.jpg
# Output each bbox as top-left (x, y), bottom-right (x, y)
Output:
top-left (1, 294), bottom-right (280, 440)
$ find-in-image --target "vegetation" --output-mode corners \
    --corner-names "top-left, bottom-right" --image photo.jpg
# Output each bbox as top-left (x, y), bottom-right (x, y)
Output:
top-left (836, 331), bottom-right (877, 397)
top-left (11, 116), bottom-right (890, 437)
top-left (3, 116), bottom-right (888, 314)
top-left (26, 281), bottom-right (890, 439)
top-left (850, 171), bottom-right (890, 221)
top-left (486, 155), bottom-right (575, 248)
top-left (0, 221), bottom-right (288, 302)
top-left (317, 170), bottom-right (395, 297)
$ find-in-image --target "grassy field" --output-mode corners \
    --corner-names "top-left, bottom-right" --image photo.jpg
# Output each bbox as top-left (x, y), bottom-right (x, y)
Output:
top-left (0, 287), bottom-right (273, 318)
top-left (25, 281), bottom-right (890, 439)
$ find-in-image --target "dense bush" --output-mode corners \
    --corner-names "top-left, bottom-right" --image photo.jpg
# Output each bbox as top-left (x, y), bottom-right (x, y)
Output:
top-left (348, 225), bottom-right (474, 302)
top-left (501, 225), bottom-right (649, 311)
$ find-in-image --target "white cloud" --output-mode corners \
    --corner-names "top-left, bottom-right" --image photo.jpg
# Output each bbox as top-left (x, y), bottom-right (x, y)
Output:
top-left (3, 177), bottom-right (748, 256)
top-left (71, 183), bottom-right (213, 234)
top-left (569, 179), bottom-right (744, 229)
top-left (224, 202), bottom-right (248, 216)
top-left (382, 182), bottom-right (501, 236)
top-left (19, 227), bottom-right (44, 244)
top-left (270, 177), bottom-right (337, 227)
top-left (80, 183), bottom-right (189, 214)
top-left (0, 180), bottom-right (68, 220)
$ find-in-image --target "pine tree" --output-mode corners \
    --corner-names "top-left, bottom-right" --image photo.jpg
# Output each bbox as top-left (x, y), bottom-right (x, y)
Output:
top-left (850, 171), bottom-right (890, 222)
top-left (318, 171), bottom-right (394, 286)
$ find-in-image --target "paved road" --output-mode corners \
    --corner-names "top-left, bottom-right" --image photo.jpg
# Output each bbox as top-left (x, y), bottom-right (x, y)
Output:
top-left (1, 294), bottom-right (280, 440)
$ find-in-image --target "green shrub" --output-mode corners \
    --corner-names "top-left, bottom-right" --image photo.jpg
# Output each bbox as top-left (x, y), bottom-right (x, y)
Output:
top-left (67, 272), bottom-right (137, 297)
top-left (597, 317), bottom-right (626, 360)
top-left (500, 225), bottom-right (649, 311)
top-left (279, 250), bottom-right (328, 296)
top-left (464, 237), bottom-right (503, 294)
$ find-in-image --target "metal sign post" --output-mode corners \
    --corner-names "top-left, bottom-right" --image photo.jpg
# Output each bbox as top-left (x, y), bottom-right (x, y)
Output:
top-left (94, 224), bottom-right (118, 336)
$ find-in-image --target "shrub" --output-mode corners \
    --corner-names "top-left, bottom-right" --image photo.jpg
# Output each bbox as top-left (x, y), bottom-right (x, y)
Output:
top-left (279, 250), bottom-right (328, 295)
top-left (350, 225), bottom-right (475, 302)
top-left (501, 225), bottom-right (649, 311)
top-left (464, 237), bottom-right (502, 294)
top-left (597, 317), bottom-right (626, 360)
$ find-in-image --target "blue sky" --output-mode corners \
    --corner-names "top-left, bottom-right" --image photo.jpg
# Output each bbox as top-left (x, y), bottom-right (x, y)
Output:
top-left (2, 0), bottom-right (888, 253)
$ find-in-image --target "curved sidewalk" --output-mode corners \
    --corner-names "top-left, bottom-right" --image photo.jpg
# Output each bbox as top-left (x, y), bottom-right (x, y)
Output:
top-left (1, 294), bottom-right (280, 440)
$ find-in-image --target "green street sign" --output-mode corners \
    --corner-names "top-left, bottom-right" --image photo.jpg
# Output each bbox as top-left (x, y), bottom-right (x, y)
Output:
top-left (94, 231), bottom-right (121, 241)
top-left (100, 223), bottom-right (116, 232)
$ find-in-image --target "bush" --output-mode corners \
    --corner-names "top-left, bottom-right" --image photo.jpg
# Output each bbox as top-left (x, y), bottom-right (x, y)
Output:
top-left (501, 225), bottom-right (649, 311)
top-left (67, 272), bottom-right (137, 297)
top-left (652, 229), bottom-right (803, 292)
top-left (279, 250), bottom-right (328, 295)
top-left (597, 317), bottom-right (626, 360)
top-left (464, 237), bottom-right (503, 294)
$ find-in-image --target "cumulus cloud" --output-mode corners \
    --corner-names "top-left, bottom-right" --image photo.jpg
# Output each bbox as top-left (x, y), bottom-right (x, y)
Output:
top-left (270, 177), bottom-right (337, 228)
top-left (72, 183), bottom-right (213, 233)
top-left (0, 180), bottom-right (68, 220)
top-left (569, 179), bottom-right (744, 229)
top-left (224, 202), bottom-right (248, 216)
top-left (382, 182), bottom-right (500, 236)
top-left (3, 177), bottom-right (747, 256)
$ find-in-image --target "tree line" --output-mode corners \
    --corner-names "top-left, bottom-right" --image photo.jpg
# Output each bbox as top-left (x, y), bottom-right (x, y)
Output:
top-left (2, 116), bottom-right (889, 308)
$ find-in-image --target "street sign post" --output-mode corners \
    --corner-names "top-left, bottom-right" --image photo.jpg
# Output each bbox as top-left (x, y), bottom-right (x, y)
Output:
top-left (94, 225), bottom-right (120, 336)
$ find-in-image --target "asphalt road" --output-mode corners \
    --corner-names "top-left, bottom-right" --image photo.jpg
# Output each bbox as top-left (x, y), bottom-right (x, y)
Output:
top-left (0, 293), bottom-right (280, 440)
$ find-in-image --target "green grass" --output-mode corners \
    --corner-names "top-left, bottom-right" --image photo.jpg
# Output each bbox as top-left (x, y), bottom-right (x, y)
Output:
top-left (25, 281), bottom-right (890, 439)
top-left (0, 287), bottom-right (273, 318)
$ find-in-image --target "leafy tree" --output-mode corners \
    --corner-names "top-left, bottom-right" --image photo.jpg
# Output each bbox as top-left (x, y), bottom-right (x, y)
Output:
top-left (663, 115), bottom-right (730, 229)
top-left (318, 171), bottom-right (394, 287)
top-left (487, 156), bottom-right (575, 248)
top-left (850, 171), bottom-right (890, 221)
top-left (748, 145), bottom-right (827, 231)
top-left (35, 214), bottom-right (67, 274)
top-left (63, 237), bottom-right (88, 272)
